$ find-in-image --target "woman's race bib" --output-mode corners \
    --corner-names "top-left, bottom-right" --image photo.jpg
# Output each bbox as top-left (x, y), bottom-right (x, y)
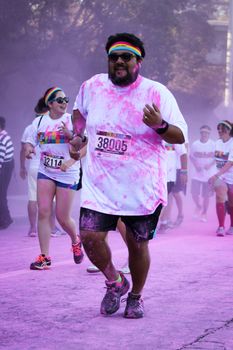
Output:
top-left (42, 152), bottom-right (64, 169)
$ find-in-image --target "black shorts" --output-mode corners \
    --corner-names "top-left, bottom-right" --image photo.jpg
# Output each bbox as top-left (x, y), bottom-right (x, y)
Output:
top-left (172, 169), bottom-right (187, 194)
top-left (191, 179), bottom-right (213, 198)
top-left (79, 204), bottom-right (163, 242)
top-left (167, 181), bottom-right (175, 194)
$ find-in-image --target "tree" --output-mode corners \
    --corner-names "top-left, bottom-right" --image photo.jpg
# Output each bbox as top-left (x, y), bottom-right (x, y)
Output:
top-left (0, 0), bottom-right (229, 121)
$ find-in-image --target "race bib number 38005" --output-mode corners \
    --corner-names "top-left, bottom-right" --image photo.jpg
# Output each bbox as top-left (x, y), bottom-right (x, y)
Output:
top-left (95, 131), bottom-right (131, 160)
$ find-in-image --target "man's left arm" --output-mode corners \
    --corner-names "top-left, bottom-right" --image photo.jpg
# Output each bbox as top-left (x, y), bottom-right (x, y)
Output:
top-left (143, 103), bottom-right (185, 144)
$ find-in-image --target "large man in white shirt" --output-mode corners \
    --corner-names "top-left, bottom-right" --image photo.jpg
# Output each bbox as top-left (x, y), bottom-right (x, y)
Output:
top-left (190, 125), bottom-right (215, 221)
top-left (71, 32), bottom-right (188, 318)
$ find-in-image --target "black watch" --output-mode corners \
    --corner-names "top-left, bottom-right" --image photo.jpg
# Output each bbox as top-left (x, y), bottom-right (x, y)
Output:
top-left (155, 119), bottom-right (169, 135)
top-left (75, 134), bottom-right (87, 143)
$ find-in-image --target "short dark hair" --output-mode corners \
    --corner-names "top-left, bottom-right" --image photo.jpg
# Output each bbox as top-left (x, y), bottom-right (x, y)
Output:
top-left (0, 116), bottom-right (6, 130)
top-left (105, 32), bottom-right (145, 58)
top-left (217, 120), bottom-right (233, 136)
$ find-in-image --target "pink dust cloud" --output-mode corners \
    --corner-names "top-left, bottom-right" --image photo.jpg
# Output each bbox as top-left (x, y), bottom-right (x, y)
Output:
top-left (2, 188), bottom-right (233, 349)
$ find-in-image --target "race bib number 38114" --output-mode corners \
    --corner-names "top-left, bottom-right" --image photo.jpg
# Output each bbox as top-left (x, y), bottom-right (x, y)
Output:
top-left (95, 131), bottom-right (131, 160)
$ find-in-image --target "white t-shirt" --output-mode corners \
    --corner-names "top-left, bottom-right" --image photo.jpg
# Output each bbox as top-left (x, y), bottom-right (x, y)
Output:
top-left (74, 73), bottom-right (188, 215)
top-left (26, 113), bottom-right (80, 185)
top-left (164, 143), bottom-right (187, 182)
top-left (215, 138), bottom-right (233, 184)
top-left (21, 124), bottom-right (40, 169)
top-left (190, 139), bottom-right (216, 182)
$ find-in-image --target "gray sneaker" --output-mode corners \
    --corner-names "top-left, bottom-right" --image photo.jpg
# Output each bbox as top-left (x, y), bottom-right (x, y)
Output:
top-left (216, 226), bottom-right (225, 237)
top-left (226, 226), bottom-right (233, 235)
top-left (86, 265), bottom-right (100, 273)
top-left (123, 292), bottom-right (144, 319)
top-left (100, 272), bottom-right (130, 315)
top-left (173, 215), bottom-right (184, 227)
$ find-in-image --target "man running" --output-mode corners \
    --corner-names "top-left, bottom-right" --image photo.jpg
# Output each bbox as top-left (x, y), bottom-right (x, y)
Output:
top-left (71, 32), bottom-right (188, 318)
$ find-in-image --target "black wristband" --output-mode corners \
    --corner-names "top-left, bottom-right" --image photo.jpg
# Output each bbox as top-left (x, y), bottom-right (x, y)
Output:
top-left (74, 134), bottom-right (87, 143)
top-left (155, 120), bottom-right (169, 135)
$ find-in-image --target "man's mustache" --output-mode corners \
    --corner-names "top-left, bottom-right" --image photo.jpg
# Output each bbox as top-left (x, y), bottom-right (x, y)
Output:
top-left (114, 64), bottom-right (127, 69)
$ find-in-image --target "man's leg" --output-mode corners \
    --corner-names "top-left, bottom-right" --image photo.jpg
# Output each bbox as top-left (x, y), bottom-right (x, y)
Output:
top-left (81, 230), bottom-right (118, 280)
top-left (172, 191), bottom-right (184, 226)
top-left (122, 204), bottom-right (162, 319)
top-left (27, 200), bottom-right (37, 234)
top-left (81, 229), bottom-right (130, 315)
top-left (202, 194), bottom-right (209, 215)
top-left (86, 219), bottom-right (129, 274)
top-left (0, 161), bottom-right (14, 227)
top-left (191, 179), bottom-right (202, 214)
top-left (125, 229), bottom-right (150, 294)
top-left (158, 192), bottom-right (173, 231)
top-left (79, 206), bottom-right (130, 315)
top-left (122, 232), bottom-right (149, 319)
top-left (173, 191), bottom-right (183, 217)
top-left (116, 219), bottom-right (130, 274)
top-left (201, 182), bottom-right (211, 221)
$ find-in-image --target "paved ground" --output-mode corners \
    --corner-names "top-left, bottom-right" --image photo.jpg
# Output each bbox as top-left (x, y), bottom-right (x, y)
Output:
top-left (0, 195), bottom-right (233, 350)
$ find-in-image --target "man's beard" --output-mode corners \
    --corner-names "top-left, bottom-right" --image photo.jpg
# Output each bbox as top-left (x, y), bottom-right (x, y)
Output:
top-left (109, 65), bottom-right (139, 87)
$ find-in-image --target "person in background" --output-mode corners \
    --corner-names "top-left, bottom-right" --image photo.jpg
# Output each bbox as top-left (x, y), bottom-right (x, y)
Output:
top-left (168, 144), bottom-right (188, 227)
top-left (71, 32), bottom-right (187, 318)
top-left (0, 116), bottom-right (14, 229)
top-left (20, 122), bottom-right (40, 237)
top-left (190, 125), bottom-right (215, 222)
top-left (209, 120), bottom-right (233, 237)
top-left (62, 145), bottom-right (130, 274)
top-left (158, 142), bottom-right (187, 232)
top-left (24, 87), bottom-right (84, 269)
top-left (20, 115), bottom-right (65, 237)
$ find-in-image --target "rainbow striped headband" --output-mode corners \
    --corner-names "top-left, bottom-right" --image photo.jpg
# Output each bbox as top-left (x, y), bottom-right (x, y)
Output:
top-left (108, 41), bottom-right (142, 57)
top-left (218, 121), bottom-right (232, 130)
top-left (45, 87), bottom-right (63, 105)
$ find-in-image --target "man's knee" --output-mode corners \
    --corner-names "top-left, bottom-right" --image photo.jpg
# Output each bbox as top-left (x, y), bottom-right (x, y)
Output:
top-left (127, 235), bottom-right (149, 254)
top-left (80, 230), bottom-right (91, 244)
top-left (80, 230), bottom-right (106, 245)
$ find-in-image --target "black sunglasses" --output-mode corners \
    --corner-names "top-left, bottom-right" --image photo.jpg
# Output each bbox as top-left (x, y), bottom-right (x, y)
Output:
top-left (51, 97), bottom-right (69, 104)
top-left (108, 52), bottom-right (136, 62)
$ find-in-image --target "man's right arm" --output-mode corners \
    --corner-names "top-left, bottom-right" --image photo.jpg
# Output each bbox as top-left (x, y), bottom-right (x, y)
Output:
top-left (20, 142), bottom-right (27, 179)
top-left (70, 109), bottom-right (87, 160)
top-left (72, 109), bottom-right (86, 137)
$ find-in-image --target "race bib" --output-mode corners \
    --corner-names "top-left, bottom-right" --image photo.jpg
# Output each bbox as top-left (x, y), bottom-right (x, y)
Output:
top-left (215, 151), bottom-right (229, 169)
top-left (95, 131), bottom-right (131, 160)
top-left (43, 153), bottom-right (64, 169)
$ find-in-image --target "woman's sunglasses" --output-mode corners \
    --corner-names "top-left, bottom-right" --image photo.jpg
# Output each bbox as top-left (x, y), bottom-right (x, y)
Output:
top-left (51, 97), bottom-right (69, 104)
top-left (108, 52), bottom-right (136, 63)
